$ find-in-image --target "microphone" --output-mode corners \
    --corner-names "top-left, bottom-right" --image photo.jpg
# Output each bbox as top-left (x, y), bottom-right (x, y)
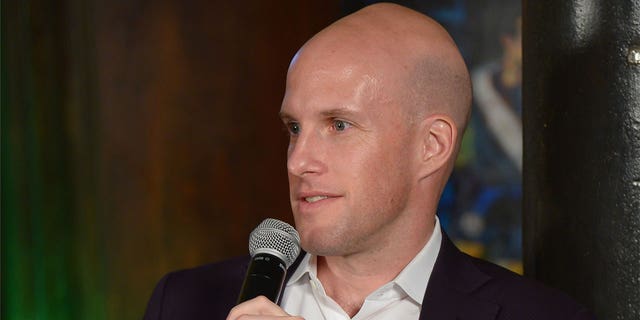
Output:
top-left (237, 218), bottom-right (301, 304)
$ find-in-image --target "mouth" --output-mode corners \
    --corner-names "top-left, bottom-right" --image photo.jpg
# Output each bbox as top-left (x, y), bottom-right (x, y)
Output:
top-left (294, 192), bottom-right (340, 215)
top-left (295, 191), bottom-right (341, 205)
top-left (304, 195), bottom-right (329, 203)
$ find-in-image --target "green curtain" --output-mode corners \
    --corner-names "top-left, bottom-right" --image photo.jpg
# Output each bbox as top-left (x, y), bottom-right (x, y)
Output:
top-left (2, 0), bottom-right (106, 318)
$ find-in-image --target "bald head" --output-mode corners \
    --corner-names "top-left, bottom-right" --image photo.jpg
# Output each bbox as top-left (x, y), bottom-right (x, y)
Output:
top-left (282, 3), bottom-right (472, 257)
top-left (289, 3), bottom-right (472, 135)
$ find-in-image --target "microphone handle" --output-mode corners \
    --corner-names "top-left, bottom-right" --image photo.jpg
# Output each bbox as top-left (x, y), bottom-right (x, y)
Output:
top-left (237, 253), bottom-right (287, 304)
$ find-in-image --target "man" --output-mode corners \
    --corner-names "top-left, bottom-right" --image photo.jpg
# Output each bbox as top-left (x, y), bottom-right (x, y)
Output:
top-left (144, 3), bottom-right (594, 319)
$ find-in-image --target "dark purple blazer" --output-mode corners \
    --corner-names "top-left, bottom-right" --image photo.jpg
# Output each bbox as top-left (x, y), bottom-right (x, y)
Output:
top-left (143, 231), bottom-right (594, 319)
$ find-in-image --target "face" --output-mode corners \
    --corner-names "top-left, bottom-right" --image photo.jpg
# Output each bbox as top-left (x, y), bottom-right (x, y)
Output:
top-left (280, 48), bottom-right (420, 257)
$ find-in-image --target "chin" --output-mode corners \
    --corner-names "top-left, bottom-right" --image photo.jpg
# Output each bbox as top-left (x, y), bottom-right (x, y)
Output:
top-left (301, 234), bottom-right (352, 257)
top-left (296, 219), bottom-right (350, 254)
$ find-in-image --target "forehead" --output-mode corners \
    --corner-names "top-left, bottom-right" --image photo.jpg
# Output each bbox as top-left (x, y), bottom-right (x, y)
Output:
top-left (281, 68), bottom-right (383, 119)
top-left (280, 45), bottom-right (402, 118)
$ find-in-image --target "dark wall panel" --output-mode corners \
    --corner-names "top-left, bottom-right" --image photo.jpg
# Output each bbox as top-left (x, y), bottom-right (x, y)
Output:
top-left (523, 1), bottom-right (640, 318)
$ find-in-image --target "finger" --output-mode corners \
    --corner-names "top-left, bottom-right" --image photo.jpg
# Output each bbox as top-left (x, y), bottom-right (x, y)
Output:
top-left (232, 316), bottom-right (304, 320)
top-left (226, 296), bottom-right (297, 320)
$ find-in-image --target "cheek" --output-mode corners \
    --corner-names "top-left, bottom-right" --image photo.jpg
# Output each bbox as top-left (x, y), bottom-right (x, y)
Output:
top-left (333, 127), bottom-right (417, 200)
top-left (371, 133), bottom-right (414, 173)
top-left (350, 141), bottom-right (414, 199)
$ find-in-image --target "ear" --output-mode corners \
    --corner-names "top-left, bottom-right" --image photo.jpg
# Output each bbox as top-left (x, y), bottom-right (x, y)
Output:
top-left (417, 114), bottom-right (456, 179)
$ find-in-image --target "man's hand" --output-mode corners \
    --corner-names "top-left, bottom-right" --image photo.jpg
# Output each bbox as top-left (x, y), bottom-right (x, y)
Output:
top-left (226, 296), bottom-right (304, 320)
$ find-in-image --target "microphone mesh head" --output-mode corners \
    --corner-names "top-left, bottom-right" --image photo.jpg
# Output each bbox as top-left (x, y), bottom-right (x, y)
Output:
top-left (248, 218), bottom-right (301, 268)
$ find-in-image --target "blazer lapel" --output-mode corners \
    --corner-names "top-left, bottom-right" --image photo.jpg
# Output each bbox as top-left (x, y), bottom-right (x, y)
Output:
top-left (420, 231), bottom-right (500, 320)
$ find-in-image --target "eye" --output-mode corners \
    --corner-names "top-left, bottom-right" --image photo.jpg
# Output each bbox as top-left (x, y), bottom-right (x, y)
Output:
top-left (287, 122), bottom-right (301, 135)
top-left (332, 119), bottom-right (351, 132)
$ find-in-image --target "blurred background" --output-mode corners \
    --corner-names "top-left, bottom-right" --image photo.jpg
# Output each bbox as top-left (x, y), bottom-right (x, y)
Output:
top-left (2, 0), bottom-right (522, 318)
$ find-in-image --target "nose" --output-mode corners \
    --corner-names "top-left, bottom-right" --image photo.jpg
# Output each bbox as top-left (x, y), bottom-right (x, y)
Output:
top-left (287, 130), bottom-right (325, 177)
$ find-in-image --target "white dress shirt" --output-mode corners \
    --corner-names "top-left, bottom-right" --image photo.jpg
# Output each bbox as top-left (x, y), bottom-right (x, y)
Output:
top-left (280, 218), bottom-right (442, 320)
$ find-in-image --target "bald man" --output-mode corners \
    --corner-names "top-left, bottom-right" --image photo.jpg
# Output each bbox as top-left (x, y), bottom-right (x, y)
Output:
top-left (144, 4), bottom-right (593, 320)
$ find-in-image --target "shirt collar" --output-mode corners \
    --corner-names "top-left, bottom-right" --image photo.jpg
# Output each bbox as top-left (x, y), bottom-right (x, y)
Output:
top-left (286, 217), bottom-right (443, 305)
top-left (287, 250), bottom-right (315, 285)
top-left (393, 216), bottom-right (442, 304)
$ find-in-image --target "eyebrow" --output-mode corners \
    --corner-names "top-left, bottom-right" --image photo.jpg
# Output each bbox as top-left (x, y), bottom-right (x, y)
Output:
top-left (320, 108), bottom-right (357, 118)
top-left (278, 110), bottom-right (294, 121)
top-left (279, 107), bottom-right (357, 120)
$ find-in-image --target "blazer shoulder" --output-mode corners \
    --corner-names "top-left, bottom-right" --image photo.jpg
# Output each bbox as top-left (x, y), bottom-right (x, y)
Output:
top-left (143, 255), bottom-right (250, 320)
top-left (429, 233), bottom-right (595, 319)
top-left (466, 254), bottom-right (594, 319)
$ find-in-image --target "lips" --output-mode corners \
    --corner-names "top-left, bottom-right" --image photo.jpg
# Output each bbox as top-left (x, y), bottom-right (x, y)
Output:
top-left (304, 195), bottom-right (329, 203)
top-left (295, 191), bottom-right (341, 205)
top-left (293, 191), bottom-right (341, 217)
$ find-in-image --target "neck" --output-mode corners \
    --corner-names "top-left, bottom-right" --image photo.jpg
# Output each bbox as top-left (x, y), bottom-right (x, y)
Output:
top-left (316, 215), bottom-right (435, 317)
